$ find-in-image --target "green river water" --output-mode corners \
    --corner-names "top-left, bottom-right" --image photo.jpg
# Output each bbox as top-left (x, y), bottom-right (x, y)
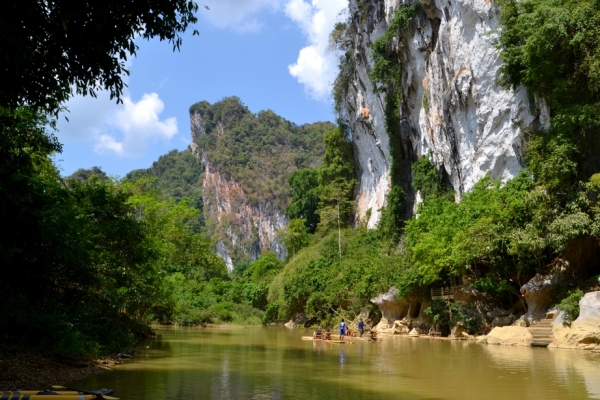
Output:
top-left (75, 326), bottom-right (600, 399)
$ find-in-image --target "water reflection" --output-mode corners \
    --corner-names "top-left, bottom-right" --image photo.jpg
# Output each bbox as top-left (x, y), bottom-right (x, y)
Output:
top-left (73, 327), bottom-right (598, 400)
top-left (339, 348), bottom-right (346, 366)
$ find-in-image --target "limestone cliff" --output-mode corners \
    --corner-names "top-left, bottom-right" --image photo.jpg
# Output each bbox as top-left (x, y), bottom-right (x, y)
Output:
top-left (340, 0), bottom-right (548, 226)
top-left (199, 147), bottom-right (287, 271)
top-left (189, 98), bottom-right (332, 270)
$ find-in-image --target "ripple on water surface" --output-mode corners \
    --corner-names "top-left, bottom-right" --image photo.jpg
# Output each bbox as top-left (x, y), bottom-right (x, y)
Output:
top-left (74, 326), bottom-right (599, 400)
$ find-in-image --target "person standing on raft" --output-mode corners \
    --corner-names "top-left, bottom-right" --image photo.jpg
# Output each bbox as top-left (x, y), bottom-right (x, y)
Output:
top-left (358, 319), bottom-right (365, 337)
top-left (339, 319), bottom-right (347, 341)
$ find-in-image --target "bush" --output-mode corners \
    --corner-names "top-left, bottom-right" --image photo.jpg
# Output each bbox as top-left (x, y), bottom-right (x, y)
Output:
top-left (558, 289), bottom-right (584, 325)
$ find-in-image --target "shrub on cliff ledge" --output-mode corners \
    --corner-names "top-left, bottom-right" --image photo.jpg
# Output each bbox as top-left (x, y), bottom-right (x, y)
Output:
top-left (558, 289), bottom-right (584, 325)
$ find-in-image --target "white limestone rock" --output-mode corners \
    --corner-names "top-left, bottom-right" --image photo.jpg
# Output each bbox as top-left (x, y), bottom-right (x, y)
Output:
top-left (393, 320), bottom-right (410, 334)
top-left (344, 0), bottom-right (548, 226)
top-left (371, 287), bottom-right (427, 330)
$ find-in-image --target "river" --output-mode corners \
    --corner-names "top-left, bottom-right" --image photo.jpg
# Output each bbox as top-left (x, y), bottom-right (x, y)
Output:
top-left (75, 326), bottom-right (600, 399)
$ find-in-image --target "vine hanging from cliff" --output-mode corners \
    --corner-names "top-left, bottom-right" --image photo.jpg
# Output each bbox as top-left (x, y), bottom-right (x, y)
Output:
top-left (331, 21), bottom-right (357, 115)
top-left (370, 4), bottom-right (418, 239)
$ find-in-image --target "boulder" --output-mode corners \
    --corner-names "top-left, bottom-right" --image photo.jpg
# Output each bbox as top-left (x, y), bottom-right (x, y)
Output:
top-left (549, 291), bottom-right (600, 349)
top-left (408, 328), bottom-right (419, 337)
top-left (481, 326), bottom-right (533, 346)
top-left (480, 326), bottom-right (532, 345)
top-left (520, 271), bottom-right (562, 320)
top-left (371, 288), bottom-right (425, 329)
top-left (450, 326), bottom-right (467, 338)
top-left (283, 320), bottom-right (297, 329)
top-left (392, 320), bottom-right (410, 334)
top-left (283, 314), bottom-right (308, 328)
top-left (371, 287), bottom-right (405, 325)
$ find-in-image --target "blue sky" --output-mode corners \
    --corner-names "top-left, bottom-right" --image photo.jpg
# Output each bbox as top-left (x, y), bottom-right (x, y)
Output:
top-left (54, 0), bottom-right (347, 177)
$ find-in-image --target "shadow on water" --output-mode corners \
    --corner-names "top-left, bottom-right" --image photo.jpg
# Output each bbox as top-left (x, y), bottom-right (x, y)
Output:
top-left (74, 326), bottom-right (599, 400)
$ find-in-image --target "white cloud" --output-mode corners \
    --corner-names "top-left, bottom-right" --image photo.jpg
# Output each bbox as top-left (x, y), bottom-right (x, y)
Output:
top-left (285, 0), bottom-right (347, 100)
top-left (94, 93), bottom-right (177, 156)
top-left (196, 0), bottom-right (347, 99)
top-left (201, 0), bottom-right (282, 32)
top-left (95, 134), bottom-right (124, 155)
top-left (57, 92), bottom-right (178, 158)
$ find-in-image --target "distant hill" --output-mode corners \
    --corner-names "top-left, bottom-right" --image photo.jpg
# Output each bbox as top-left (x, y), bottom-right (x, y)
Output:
top-left (189, 97), bottom-right (335, 267)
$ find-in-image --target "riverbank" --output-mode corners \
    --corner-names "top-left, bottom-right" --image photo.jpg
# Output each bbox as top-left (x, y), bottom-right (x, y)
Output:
top-left (0, 352), bottom-right (122, 390)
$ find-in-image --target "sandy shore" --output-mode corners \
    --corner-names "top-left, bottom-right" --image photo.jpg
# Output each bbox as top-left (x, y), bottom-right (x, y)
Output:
top-left (0, 353), bottom-right (123, 391)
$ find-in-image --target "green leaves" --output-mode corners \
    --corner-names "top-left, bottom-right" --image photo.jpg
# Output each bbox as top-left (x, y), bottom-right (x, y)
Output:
top-left (405, 173), bottom-right (537, 285)
top-left (1, 0), bottom-right (199, 114)
top-left (557, 289), bottom-right (584, 325)
top-left (424, 300), bottom-right (484, 334)
top-left (498, 0), bottom-right (600, 108)
top-left (287, 169), bottom-right (321, 233)
top-left (0, 110), bottom-right (160, 355)
top-left (268, 228), bottom-right (401, 323)
top-left (283, 219), bottom-right (312, 257)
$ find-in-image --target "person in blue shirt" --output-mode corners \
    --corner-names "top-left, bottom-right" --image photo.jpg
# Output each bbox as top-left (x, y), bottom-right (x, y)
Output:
top-left (358, 319), bottom-right (365, 337)
top-left (339, 319), bottom-right (347, 341)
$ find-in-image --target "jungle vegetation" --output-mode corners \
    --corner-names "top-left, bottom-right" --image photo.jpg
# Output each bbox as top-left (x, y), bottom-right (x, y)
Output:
top-left (0, 0), bottom-right (213, 358)
top-left (127, 148), bottom-right (205, 213)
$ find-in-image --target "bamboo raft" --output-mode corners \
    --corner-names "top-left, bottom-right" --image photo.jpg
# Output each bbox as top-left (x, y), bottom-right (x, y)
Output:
top-left (331, 334), bottom-right (381, 342)
top-left (301, 336), bottom-right (353, 344)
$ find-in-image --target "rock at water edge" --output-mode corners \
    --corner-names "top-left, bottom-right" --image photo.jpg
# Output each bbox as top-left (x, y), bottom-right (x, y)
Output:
top-left (483, 326), bottom-right (533, 346)
top-left (550, 291), bottom-right (600, 349)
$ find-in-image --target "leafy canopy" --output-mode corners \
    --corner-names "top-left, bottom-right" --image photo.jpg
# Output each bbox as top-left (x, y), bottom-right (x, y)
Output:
top-left (1, 0), bottom-right (200, 113)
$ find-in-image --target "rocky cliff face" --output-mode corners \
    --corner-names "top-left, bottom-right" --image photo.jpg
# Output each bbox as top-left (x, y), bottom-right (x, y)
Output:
top-left (189, 99), bottom-right (330, 270)
top-left (342, 0), bottom-right (549, 226)
top-left (190, 112), bottom-right (287, 271)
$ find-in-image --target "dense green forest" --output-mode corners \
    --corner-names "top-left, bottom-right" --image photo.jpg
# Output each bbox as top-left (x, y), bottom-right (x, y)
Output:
top-left (127, 148), bottom-right (204, 213)
top-left (0, 122), bottom-right (283, 357)
top-left (0, 0), bottom-right (231, 358)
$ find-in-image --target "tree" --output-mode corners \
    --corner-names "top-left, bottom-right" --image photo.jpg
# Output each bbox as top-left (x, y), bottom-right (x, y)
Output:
top-left (286, 169), bottom-right (321, 233)
top-left (1, 0), bottom-right (200, 114)
top-left (316, 126), bottom-right (356, 233)
top-left (282, 219), bottom-right (311, 257)
top-left (0, 110), bottom-right (158, 355)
